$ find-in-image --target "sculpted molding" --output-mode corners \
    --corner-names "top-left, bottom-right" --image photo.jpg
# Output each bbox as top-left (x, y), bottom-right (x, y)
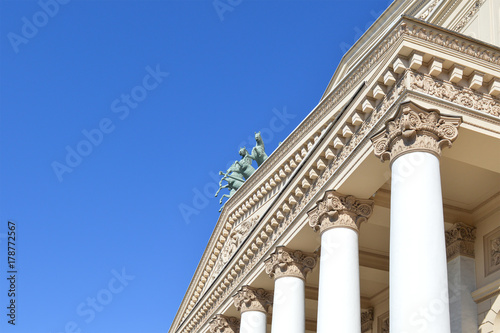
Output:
top-left (233, 286), bottom-right (273, 313)
top-left (209, 315), bottom-right (240, 333)
top-left (455, 0), bottom-right (486, 32)
top-left (445, 222), bottom-right (476, 261)
top-left (409, 71), bottom-right (500, 118)
top-left (265, 246), bottom-right (317, 280)
top-left (371, 101), bottom-right (461, 163)
top-left (361, 308), bottom-right (374, 333)
top-left (174, 17), bottom-right (500, 332)
top-left (308, 191), bottom-right (374, 234)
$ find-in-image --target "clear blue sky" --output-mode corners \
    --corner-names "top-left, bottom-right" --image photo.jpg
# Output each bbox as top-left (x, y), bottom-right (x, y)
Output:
top-left (0, 0), bottom-right (391, 332)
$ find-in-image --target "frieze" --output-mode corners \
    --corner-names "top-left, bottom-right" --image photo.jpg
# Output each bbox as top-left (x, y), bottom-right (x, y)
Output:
top-left (221, 16), bottom-right (500, 221)
top-left (409, 71), bottom-right (500, 118)
top-left (204, 215), bottom-right (260, 293)
top-left (174, 17), bottom-right (500, 332)
top-left (183, 70), bottom-right (407, 332)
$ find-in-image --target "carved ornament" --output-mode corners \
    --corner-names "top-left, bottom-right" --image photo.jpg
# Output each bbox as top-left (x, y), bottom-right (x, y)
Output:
top-left (308, 191), bottom-right (374, 234)
top-left (409, 71), bottom-right (500, 118)
top-left (455, 0), bottom-right (486, 32)
top-left (484, 226), bottom-right (500, 276)
top-left (361, 308), bottom-right (374, 333)
top-left (174, 17), bottom-right (500, 331)
top-left (264, 246), bottom-right (317, 280)
top-left (445, 222), bottom-right (476, 261)
top-left (371, 101), bottom-right (461, 163)
top-left (233, 286), bottom-right (273, 313)
top-left (209, 315), bottom-right (240, 333)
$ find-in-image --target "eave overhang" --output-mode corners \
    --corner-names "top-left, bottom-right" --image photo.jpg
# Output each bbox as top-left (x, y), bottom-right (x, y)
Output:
top-left (169, 16), bottom-right (500, 333)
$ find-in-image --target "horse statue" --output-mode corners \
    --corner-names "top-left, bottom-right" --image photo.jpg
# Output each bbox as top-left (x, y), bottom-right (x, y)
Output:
top-left (237, 147), bottom-right (256, 179)
top-left (215, 161), bottom-right (245, 211)
top-left (251, 132), bottom-right (268, 167)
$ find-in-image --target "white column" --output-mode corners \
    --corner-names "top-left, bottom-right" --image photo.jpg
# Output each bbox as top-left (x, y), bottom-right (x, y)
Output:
top-left (308, 191), bottom-right (374, 333)
top-left (233, 286), bottom-right (272, 333)
top-left (265, 246), bottom-right (317, 333)
top-left (372, 102), bottom-right (461, 333)
top-left (240, 311), bottom-right (267, 333)
top-left (391, 152), bottom-right (450, 332)
top-left (445, 223), bottom-right (478, 333)
top-left (272, 277), bottom-right (305, 333)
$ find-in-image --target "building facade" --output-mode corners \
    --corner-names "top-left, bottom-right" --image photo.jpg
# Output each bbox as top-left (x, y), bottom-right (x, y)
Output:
top-left (169, 0), bottom-right (500, 332)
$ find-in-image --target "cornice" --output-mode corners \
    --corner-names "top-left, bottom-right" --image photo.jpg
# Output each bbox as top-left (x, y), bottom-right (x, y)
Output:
top-left (170, 17), bottom-right (500, 333)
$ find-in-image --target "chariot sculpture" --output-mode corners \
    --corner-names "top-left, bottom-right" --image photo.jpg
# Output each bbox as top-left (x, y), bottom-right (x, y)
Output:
top-left (215, 132), bottom-right (269, 210)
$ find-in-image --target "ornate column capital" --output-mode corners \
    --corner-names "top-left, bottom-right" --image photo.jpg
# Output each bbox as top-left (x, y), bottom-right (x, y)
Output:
top-left (264, 246), bottom-right (317, 280)
top-left (445, 222), bottom-right (476, 261)
top-left (371, 101), bottom-right (461, 163)
top-left (307, 190), bottom-right (374, 234)
top-left (361, 308), bottom-right (374, 333)
top-left (233, 286), bottom-right (273, 313)
top-left (209, 314), bottom-right (240, 333)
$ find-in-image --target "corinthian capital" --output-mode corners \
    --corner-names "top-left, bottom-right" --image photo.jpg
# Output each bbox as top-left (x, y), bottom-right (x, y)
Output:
top-left (209, 315), bottom-right (240, 333)
top-left (264, 246), bottom-right (317, 280)
top-left (445, 222), bottom-right (476, 261)
top-left (308, 191), bottom-right (374, 233)
top-left (371, 101), bottom-right (461, 163)
top-left (233, 286), bottom-right (273, 313)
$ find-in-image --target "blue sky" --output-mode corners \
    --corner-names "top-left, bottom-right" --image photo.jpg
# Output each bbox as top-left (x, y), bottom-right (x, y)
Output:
top-left (0, 0), bottom-right (391, 332)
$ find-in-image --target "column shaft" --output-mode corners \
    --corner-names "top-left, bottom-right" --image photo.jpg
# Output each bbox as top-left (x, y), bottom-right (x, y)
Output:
top-left (240, 311), bottom-right (267, 333)
top-left (271, 276), bottom-right (305, 333)
top-left (317, 227), bottom-right (361, 332)
top-left (390, 152), bottom-right (450, 332)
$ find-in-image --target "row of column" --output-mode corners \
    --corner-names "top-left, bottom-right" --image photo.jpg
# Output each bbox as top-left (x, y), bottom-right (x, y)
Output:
top-left (209, 102), bottom-right (461, 333)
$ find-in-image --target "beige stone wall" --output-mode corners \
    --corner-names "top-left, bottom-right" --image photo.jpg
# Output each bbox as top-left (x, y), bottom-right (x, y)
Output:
top-left (475, 210), bottom-right (500, 288)
top-left (463, 0), bottom-right (500, 47)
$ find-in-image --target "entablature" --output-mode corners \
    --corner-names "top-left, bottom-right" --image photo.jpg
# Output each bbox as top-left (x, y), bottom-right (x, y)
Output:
top-left (169, 16), bottom-right (500, 333)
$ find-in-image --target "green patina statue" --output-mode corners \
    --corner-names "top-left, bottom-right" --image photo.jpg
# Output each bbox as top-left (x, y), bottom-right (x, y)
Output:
top-left (250, 132), bottom-right (268, 166)
top-left (215, 161), bottom-right (246, 211)
top-left (215, 132), bottom-right (269, 210)
top-left (237, 147), bottom-right (256, 179)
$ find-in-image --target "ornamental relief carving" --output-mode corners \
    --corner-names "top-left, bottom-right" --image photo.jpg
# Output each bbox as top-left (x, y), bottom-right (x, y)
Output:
top-left (484, 226), bottom-right (500, 276)
top-left (265, 246), bottom-right (317, 280)
top-left (445, 222), bottom-right (476, 260)
top-left (371, 102), bottom-right (461, 162)
top-left (190, 73), bottom-right (407, 332)
top-left (209, 315), bottom-right (239, 333)
top-left (205, 215), bottom-right (260, 291)
top-left (455, 0), bottom-right (486, 32)
top-left (233, 286), bottom-right (273, 313)
top-left (308, 191), bottom-right (374, 233)
top-left (221, 17), bottom-right (500, 225)
top-left (361, 308), bottom-right (374, 332)
top-left (179, 34), bottom-right (500, 332)
top-left (409, 71), bottom-right (500, 118)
